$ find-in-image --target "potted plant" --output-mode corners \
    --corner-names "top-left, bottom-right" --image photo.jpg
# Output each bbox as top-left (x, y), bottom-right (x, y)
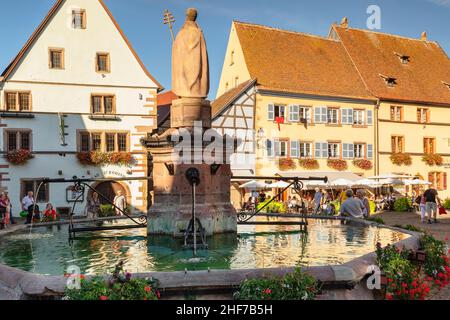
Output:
top-left (76, 151), bottom-right (133, 166)
top-left (5, 149), bottom-right (33, 165)
top-left (390, 153), bottom-right (412, 166)
top-left (327, 159), bottom-right (348, 171)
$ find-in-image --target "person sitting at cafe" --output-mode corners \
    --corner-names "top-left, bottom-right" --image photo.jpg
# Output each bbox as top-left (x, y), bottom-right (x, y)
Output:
top-left (339, 189), bottom-right (365, 219)
top-left (43, 203), bottom-right (57, 221)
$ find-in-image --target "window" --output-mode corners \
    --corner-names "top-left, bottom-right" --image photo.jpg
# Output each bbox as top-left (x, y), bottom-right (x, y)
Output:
top-left (230, 50), bottom-right (235, 66)
top-left (328, 142), bottom-right (340, 159)
top-left (267, 104), bottom-right (285, 121)
top-left (391, 136), bottom-right (405, 153)
top-left (289, 105), bottom-right (299, 122)
top-left (390, 106), bottom-right (403, 121)
top-left (341, 108), bottom-right (353, 125)
top-left (424, 137), bottom-right (436, 154)
top-left (49, 48), bottom-right (64, 69)
top-left (275, 140), bottom-right (288, 157)
top-left (380, 74), bottom-right (397, 87)
top-left (5, 130), bottom-right (31, 151)
top-left (299, 107), bottom-right (311, 123)
top-left (429, 172), bottom-right (447, 191)
top-left (314, 106), bottom-right (327, 123)
top-left (342, 143), bottom-right (354, 159)
top-left (96, 53), bottom-right (110, 73)
top-left (315, 142), bottom-right (328, 159)
top-left (72, 9), bottom-right (86, 29)
top-left (290, 141), bottom-right (299, 158)
top-left (78, 132), bottom-right (129, 153)
top-left (327, 108), bottom-right (339, 124)
top-left (91, 95), bottom-right (115, 114)
top-left (417, 108), bottom-right (430, 123)
top-left (299, 142), bottom-right (312, 158)
top-left (353, 110), bottom-right (365, 125)
top-left (354, 143), bottom-right (365, 158)
top-left (367, 110), bottom-right (373, 125)
top-left (21, 180), bottom-right (49, 203)
top-left (4, 91), bottom-right (31, 111)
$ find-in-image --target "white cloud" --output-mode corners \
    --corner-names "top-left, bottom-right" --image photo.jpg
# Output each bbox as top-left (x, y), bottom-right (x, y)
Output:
top-left (428, 0), bottom-right (450, 7)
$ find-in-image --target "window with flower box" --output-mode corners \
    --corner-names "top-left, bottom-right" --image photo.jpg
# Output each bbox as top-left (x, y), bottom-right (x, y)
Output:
top-left (299, 142), bottom-right (312, 158)
top-left (328, 142), bottom-right (340, 159)
top-left (354, 143), bottom-right (365, 159)
top-left (78, 131), bottom-right (129, 152)
top-left (391, 136), bottom-right (405, 153)
top-left (5, 130), bottom-right (31, 151)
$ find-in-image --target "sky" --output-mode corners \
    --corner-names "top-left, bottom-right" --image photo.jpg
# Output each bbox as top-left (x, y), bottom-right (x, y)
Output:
top-left (0, 0), bottom-right (449, 98)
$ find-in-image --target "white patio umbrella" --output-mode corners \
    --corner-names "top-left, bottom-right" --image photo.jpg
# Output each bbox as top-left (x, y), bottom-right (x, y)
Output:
top-left (329, 178), bottom-right (354, 188)
top-left (353, 178), bottom-right (383, 188)
top-left (368, 173), bottom-right (412, 180)
top-left (404, 179), bottom-right (431, 186)
top-left (379, 178), bottom-right (405, 186)
top-left (239, 180), bottom-right (269, 190)
top-left (267, 181), bottom-right (291, 188)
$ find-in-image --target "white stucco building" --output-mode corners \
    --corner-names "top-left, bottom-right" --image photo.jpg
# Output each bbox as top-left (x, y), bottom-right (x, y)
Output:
top-left (0, 0), bottom-right (162, 215)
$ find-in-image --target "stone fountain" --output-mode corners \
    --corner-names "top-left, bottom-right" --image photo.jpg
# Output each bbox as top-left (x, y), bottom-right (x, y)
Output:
top-left (145, 8), bottom-right (237, 237)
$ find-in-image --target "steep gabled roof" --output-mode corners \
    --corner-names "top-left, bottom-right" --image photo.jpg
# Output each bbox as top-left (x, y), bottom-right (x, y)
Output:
top-left (1, 0), bottom-right (163, 91)
top-left (333, 25), bottom-right (450, 106)
top-left (233, 21), bottom-right (374, 101)
top-left (211, 79), bottom-right (256, 119)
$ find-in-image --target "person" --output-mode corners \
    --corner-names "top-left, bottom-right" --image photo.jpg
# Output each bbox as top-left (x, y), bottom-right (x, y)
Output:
top-left (85, 192), bottom-right (101, 219)
top-left (4, 192), bottom-right (15, 224)
top-left (417, 192), bottom-right (427, 223)
top-left (313, 188), bottom-right (323, 214)
top-left (339, 189), bottom-right (349, 204)
top-left (0, 193), bottom-right (9, 228)
top-left (339, 189), bottom-right (365, 219)
top-left (113, 190), bottom-right (127, 216)
top-left (424, 187), bottom-right (441, 224)
top-left (22, 191), bottom-right (39, 224)
top-left (289, 196), bottom-right (298, 213)
top-left (43, 203), bottom-right (57, 221)
top-left (356, 189), bottom-right (370, 218)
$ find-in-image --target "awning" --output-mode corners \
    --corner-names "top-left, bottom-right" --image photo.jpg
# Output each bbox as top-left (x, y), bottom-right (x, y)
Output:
top-left (277, 171), bottom-right (363, 182)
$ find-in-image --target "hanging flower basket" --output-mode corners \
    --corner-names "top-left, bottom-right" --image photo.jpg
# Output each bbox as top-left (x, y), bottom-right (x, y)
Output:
top-left (352, 159), bottom-right (373, 170)
top-left (77, 152), bottom-right (133, 166)
top-left (421, 154), bottom-right (443, 166)
top-left (5, 149), bottom-right (33, 165)
top-left (298, 158), bottom-right (319, 170)
top-left (390, 153), bottom-right (412, 166)
top-left (327, 159), bottom-right (348, 171)
top-left (278, 158), bottom-right (297, 171)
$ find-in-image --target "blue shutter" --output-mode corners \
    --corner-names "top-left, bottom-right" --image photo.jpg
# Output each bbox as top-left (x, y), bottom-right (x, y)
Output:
top-left (342, 143), bottom-right (349, 159)
top-left (367, 144), bottom-right (373, 159)
top-left (266, 140), bottom-right (273, 157)
top-left (268, 104), bottom-right (274, 121)
top-left (367, 110), bottom-right (373, 125)
top-left (348, 143), bottom-right (354, 158)
top-left (321, 107), bottom-right (328, 123)
top-left (322, 143), bottom-right (328, 158)
top-left (274, 140), bottom-right (280, 157)
top-left (291, 141), bottom-right (299, 158)
top-left (315, 142), bottom-right (322, 158)
top-left (314, 107), bottom-right (321, 123)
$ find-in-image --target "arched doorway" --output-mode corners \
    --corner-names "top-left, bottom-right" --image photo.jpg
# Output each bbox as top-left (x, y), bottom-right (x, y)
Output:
top-left (90, 181), bottom-right (129, 205)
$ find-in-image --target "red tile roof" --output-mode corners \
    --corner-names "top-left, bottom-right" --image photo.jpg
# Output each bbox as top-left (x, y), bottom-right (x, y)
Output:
top-left (211, 79), bottom-right (256, 118)
top-left (234, 21), bottom-right (374, 101)
top-left (333, 26), bottom-right (450, 106)
top-left (157, 90), bottom-right (178, 127)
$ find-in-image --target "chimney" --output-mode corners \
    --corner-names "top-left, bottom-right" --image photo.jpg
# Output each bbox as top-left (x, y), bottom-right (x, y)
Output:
top-left (421, 31), bottom-right (427, 41)
top-left (340, 17), bottom-right (349, 28)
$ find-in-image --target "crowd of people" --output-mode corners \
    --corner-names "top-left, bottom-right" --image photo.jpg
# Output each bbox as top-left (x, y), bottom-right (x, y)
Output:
top-left (240, 185), bottom-right (445, 223)
top-left (0, 189), bottom-right (128, 229)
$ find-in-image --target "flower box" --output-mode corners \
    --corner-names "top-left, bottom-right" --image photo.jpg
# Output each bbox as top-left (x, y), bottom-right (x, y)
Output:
top-left (390, 153), bottom-right (412, 166)
top-left (278, 158), bottom-right (297, 171)
top-left (77, 152), bottom-right (133, 166)
top-left (421, 154), bottom-right (443, 166)
top-left (327, 159), bottom-right (348, 171)
top-left (352, 159), bottom-right (373, 170)
top-left (298, 158), bottom-right (319, 170)
top-left (5, 149), bottom-right (33, 165)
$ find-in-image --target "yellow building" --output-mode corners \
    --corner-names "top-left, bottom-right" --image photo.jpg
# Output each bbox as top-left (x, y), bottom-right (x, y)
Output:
top-left (213, 19), bottom-right (450, 199)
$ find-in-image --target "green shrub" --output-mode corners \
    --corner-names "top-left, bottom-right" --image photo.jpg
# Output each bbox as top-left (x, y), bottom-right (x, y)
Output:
top-left (65, 262), bottom-right (160, 300)
top-left (393, 197), bottom-right (412, 212)
top-left (98, 204), bottom-right (115, 217)
top-left (393, 224), bottom-right (423, 232)
top-left (256, 199), bottom-right (286, 213)
top-left (234, 268), bottom-right (319, 300)
top-left (443, 199), bottom-right (450, 210)
top-left (420, 234), bottom-right (450, 283)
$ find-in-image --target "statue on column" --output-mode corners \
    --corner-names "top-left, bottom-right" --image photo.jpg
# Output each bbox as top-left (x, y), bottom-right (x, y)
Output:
top-left (172, 8), bottom-right (210, 98)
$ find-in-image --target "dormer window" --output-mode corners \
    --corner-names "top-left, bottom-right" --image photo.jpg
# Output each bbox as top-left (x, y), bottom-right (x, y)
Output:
top-left (394, 52), bottom-right (410, 65)
top-left (72, 9), bottom-right (86, 29)
top-left (380, 74), bottom-right (397, 87)
top-left (443, 81), bottom-right (450, 90)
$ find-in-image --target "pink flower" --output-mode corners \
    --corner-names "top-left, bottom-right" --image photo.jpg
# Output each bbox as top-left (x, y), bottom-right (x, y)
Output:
top-left (99, 295), bottom-right (108, 300)
top-left (144, 286), bottom-right (151, 293)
